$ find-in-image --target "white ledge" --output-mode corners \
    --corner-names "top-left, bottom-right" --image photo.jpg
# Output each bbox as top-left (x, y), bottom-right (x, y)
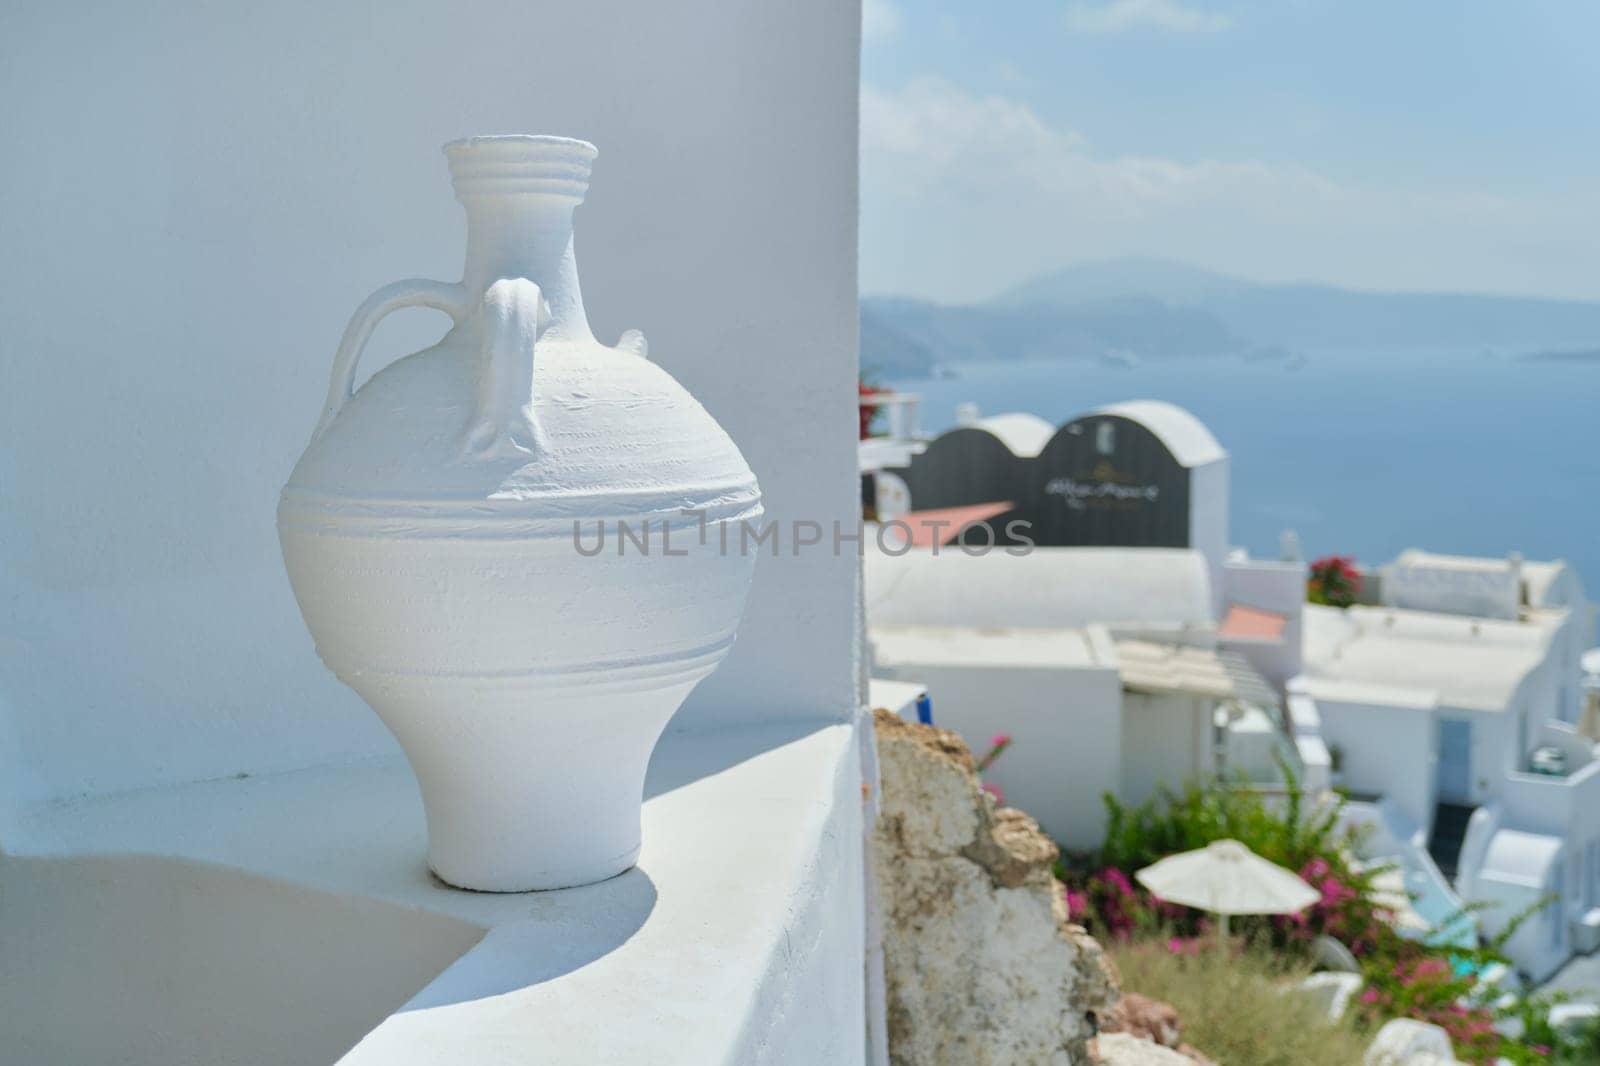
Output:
top-left (8, 718), bottom-right (866, 1066)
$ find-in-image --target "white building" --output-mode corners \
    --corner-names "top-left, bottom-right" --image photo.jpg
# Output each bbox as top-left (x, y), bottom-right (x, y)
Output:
top-left (1292, 550), bottom-right (1600, 980)
top-left (862, 403), bottom-right (1306, 852)
top-left (863, 399), bottom-right (1600, 980)
top-left (865, 544), bottom-right (1290, 850)
top-left (869, 621), bottom-right (1124, 850)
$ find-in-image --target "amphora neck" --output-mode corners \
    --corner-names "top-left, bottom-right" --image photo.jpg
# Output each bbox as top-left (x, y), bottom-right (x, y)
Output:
top-left (445, 136), bottom-right (598, 344)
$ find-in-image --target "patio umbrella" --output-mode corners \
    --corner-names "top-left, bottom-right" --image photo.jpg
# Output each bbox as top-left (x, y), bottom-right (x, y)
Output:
top-left (1135, 839), bottom-right (1319, 941)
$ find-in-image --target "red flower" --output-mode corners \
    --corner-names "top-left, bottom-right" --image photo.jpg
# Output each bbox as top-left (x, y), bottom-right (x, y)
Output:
top-left (1308, 555), bottom-right (1362, 607)
top-left (858, 381), bottom-right (885, 440)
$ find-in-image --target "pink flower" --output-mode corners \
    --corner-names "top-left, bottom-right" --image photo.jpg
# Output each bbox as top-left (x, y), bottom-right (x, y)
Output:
top-left (1359, 989), bottom-right (1380, 1004)
top-left (979, 781), bottom-right (1005, 804)
top-left (1412, 958), bottom-right (1449, 979)
top-left (1317, 876), bottom-right (1356, 907)
top-left (988, 732), bottom-right (1013, 748)
top-left (1301, 857), bottom-right (1332, 881)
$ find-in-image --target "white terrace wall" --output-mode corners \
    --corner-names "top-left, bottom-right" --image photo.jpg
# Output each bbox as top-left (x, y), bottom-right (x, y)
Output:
top-left (0, 0), bottom-right (862, 816)
top-left (1314, 696), bottom-right (1438, 830)
top-left (870, 640), bottom-right (1124, 852)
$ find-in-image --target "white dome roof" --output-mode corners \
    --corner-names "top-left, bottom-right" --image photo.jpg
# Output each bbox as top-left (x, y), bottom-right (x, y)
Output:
top-left (1091, 400), bottom-right (1226, 467)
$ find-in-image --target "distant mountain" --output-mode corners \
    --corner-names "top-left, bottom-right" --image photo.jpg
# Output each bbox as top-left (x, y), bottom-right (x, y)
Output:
top-left (861, 257), bottom-right (1600, 378)
top-left (861, 294), bottom-right (1239, 375)
top-left (859, 304), bottom-right (938, 379)
top-left (996, 257), bottom-right (1250, 308)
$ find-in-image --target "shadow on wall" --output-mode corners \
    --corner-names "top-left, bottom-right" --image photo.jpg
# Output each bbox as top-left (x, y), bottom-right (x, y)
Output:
top-left (0, 851), bottom-right (663, 1063)
top-left (0, 853), bottom-right (485, 1066)
top-left (396, 868), bottom-right (660, 1013)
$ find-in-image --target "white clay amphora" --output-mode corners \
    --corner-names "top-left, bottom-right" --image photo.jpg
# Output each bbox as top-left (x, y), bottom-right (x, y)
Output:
top-left (278, 136), bottom-right (762, 891)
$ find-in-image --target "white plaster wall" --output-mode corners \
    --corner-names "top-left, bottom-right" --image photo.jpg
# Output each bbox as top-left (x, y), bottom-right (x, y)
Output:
top-left (1442, 705), bottom-right (1515, 803)
top-left (873, 660), bottom-right (1124, 851)
top-left (1120, 691), bottom-right (1208, 806)
top-left (1533, 621), bottom-right (1586, 730)
top-left (1474, 854), bottom-right (1568, 982)
top-left (1221, 555), bottom-right (1307, 689)
top-left (1500, 762), bottom-right (1599, 839)
top-left (1315, 698), bottom-right (1438, 829)
top-left (1498, 762), bottom-right (1600, 930)
top-left (1553, 616), bottom-right (1586, 726)
top-left (0, 0), bottom-right (862, 811)
top-left (1382, 562), bottom-right (1521, 620)
top-left (1225, 707), bottom-right (1291, 784)
top-left (1188, 457), bottom-right (1231, 617)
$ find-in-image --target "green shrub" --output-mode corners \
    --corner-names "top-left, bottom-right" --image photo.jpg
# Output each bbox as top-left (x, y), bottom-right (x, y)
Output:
top-left (1060, 769), bottom-right (1581, 1063)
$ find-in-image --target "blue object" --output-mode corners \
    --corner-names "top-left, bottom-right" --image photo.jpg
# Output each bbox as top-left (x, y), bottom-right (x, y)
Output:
top-left (915, 693), bottom-right (933, 725)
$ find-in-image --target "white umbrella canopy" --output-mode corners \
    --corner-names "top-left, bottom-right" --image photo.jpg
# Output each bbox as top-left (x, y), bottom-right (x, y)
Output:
top-left (1135, 839), bottom-right (1319, 938)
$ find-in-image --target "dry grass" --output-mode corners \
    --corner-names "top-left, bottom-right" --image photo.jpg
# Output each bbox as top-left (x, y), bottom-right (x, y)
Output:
top-left (1107, 937), bottom-right (1371, 1066)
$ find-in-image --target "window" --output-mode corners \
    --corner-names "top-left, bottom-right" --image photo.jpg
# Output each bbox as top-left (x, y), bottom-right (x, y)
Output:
top-left (1096, 421), bottom-right (1116, 455)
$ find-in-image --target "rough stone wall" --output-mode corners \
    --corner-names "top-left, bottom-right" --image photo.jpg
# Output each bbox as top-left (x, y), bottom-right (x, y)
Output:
top-left (872, 710), bottom-right (1118, 1066)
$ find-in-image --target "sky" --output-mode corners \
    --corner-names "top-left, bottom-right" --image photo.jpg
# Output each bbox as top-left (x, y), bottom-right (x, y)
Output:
top-left (860, 0), bottom-right (1600, 303)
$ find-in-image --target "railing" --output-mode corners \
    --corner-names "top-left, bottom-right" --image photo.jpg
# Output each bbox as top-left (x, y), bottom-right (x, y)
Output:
top-left (861, 392), bottom-right (923, 442)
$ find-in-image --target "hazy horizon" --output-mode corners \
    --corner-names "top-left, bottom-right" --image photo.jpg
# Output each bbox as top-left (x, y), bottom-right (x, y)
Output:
top-left (860, 254), bottom-right (1600, 307)
top-left (862, 1), bottom-right (1600, 305)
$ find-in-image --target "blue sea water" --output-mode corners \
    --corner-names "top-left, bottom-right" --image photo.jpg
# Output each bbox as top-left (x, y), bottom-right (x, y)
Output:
top-left (886, 349), bottom-right (1600, 589)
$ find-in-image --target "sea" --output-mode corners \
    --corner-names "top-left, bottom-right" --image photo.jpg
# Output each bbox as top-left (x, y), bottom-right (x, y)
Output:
top-left (886, 347), bottom-right (1600, 590)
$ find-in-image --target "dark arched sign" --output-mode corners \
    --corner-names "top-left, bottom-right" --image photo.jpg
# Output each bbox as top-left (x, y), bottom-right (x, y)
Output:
top-left (883, 412), bottom-right (1191, 548)
top-left (1022, 414), bottom-right (1189, 547)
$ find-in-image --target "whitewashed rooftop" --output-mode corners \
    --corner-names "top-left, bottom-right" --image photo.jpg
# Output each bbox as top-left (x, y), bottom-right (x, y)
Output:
top-left (871, 624), bottom-right (1110, 671)
top-left (864, 546), bottom-right (1214, 631)
top-left (1301, 602), bottom-right (1561, 713)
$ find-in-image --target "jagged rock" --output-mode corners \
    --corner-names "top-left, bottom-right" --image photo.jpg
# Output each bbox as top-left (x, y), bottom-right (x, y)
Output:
top-left (1060, 919), bottom-right (1120, 1033)
top-left (1098, 991), bottom-right (1215, 1064)
top-left (1091, 1033), bottom-right (1196, 1065)
top-left (1103, 992), bottom-right (1181, 1047)
top-left (1364, 1018), bottom-right (1458, 1065)
top-left (873, 709), bottom-right (1113, 1065)
top-left (1297, 971), bottom-right (1364, 1024)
